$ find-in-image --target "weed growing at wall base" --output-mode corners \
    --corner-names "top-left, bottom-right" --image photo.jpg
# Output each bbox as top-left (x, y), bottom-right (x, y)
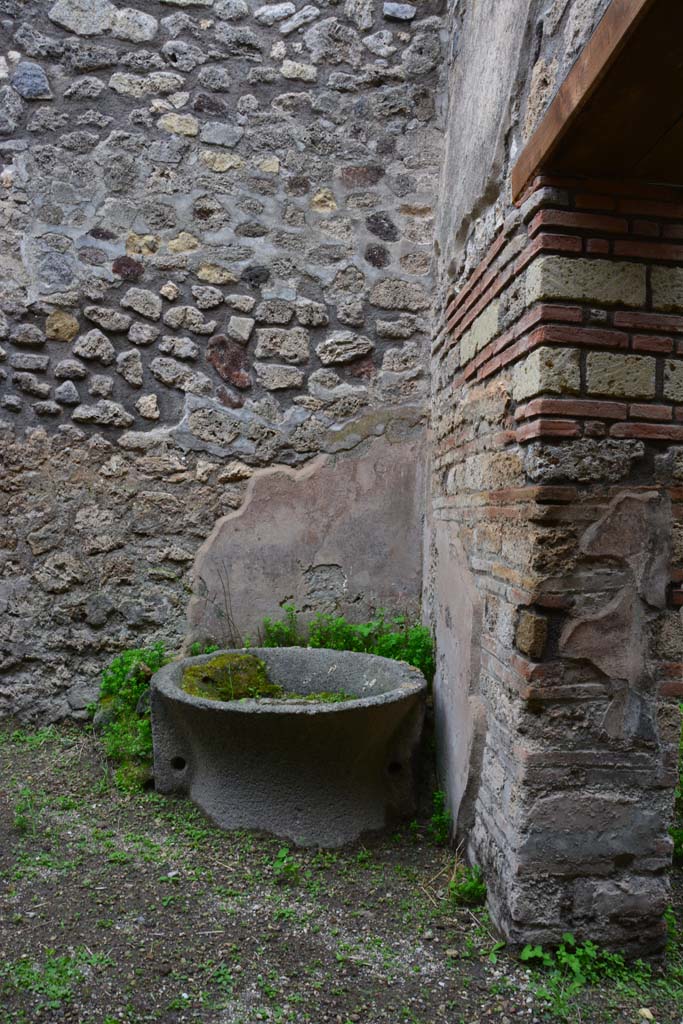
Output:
top-left (262, 605), bottom-right (435, 683)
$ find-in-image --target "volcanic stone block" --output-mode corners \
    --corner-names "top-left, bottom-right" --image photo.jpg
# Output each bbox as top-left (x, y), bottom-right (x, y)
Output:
top-left (151, 647), bottom-right (426, 846)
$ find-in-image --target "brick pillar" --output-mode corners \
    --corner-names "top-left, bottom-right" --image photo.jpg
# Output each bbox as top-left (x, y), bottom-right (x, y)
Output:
top-left (430, 177), bottom-right (682, 955)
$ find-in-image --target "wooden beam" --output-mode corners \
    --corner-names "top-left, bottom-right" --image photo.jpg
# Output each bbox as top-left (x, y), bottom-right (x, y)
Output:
top-left (511, 0), bottom-right (658, 203)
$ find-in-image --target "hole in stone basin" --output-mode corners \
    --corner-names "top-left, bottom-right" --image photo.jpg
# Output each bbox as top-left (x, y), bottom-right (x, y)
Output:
top-left (387, 761), bottom-right (403, 775)
top-left (171, 756), bottom-right (187, 771)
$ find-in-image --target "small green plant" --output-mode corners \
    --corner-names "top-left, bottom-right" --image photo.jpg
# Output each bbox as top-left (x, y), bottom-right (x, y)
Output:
top-left (520, 933), bottom-right (651, 1020)
top-left (262, 605), bottom-right (435, 683)
top-left (271, 846), bottom-right (300, 884)
top-left (0, 947), bottom-right (110, 1012)
top-left (188, 641), bottom-right (220, 657)
top-left (427, 790), bottom-right (451, 845)
top-left (448, 863), bottom-right (487, 907)
top-left (13, 787), bottom-right (40, 837)
top-left (93, 641), bottom-right (168, 792)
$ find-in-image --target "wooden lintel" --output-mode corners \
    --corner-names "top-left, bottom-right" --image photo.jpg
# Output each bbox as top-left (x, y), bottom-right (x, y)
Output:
top-left (511, 0), bottom-right (658, 203)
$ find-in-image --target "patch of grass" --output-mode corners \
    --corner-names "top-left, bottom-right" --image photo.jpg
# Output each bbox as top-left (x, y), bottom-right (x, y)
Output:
top-left (427, 790), bottom-right (451, 846)
top-left (520, 933), bottom-right (654, 1020)
top-left (272, 846), bottom-right (300, 885)
top-left (0, 947), bottom-right (110, 1012)
top-left (262, 605), bottom-right (435, 683)
top-left (91, 641), bottom-right (168, 792)
top-left (448, 863), bottom-right (486, 908)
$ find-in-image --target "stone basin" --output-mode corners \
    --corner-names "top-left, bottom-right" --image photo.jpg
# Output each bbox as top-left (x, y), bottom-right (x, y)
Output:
top-left (151, 647), bottom-right (427, 847)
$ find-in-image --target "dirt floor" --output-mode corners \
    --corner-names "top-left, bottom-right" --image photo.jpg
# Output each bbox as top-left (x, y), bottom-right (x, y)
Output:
top-left (0, 724), bottom-right (681, 1024)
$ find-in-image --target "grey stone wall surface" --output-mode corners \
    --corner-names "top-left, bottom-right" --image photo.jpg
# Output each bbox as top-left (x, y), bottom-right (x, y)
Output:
top-left (0, 0), bottom-right (445, 719)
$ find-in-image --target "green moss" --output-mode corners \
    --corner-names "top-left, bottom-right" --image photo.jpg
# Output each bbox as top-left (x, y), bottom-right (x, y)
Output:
top-left (182, 653), bottom-right (284, 702)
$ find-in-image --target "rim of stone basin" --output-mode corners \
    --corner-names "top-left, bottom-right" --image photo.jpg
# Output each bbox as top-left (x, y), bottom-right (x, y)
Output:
top-left (152, 646), bottom-right (427, 714)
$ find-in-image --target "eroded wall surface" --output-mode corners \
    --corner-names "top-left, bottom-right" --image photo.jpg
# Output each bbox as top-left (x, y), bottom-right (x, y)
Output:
top-left (0, 0), bottom-right (445, 719)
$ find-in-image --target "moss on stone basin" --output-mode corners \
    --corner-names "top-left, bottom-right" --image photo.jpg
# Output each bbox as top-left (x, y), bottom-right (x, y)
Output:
top-left (182, 653), bottom-right (283, 702)
top-left (181, 652), bottom-right (355, 704)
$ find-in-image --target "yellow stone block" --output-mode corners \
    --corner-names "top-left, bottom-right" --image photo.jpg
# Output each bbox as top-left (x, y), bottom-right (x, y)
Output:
top-left (201, 149), bottom-right (244, 172)
top-left (197, 264), bottom-right (238, 285)
top-left (586, 352), bottom-right (655, 399)
top-left (459, 301), bottom-right (500, 365)
top-left (45, 310), bottom-right (79, 342)
top-left (311, 188), bottom-right (337, 212)
top-left (168, 232), bottom-right (200, 254)
top-left (512, 346), bottom-right (580, 400)
top-left (526, 256), bottom-right (646, 307)
top-left (158, 112), bottom-right (199, 136)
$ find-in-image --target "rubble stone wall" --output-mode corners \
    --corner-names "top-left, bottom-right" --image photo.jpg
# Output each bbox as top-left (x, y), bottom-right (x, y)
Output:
top-left (431, 175), bottom-right (683, 954)
top-left (0, 0), bottom-right (444, 719)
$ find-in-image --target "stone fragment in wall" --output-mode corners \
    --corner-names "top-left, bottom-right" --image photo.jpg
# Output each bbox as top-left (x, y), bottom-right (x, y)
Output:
top-left (159, 335), bottom-right (199, 360)
top-left (370, 278), bottom-right (430, 311)
top-left (227, 316), bottom-right (255, 343)
top-left (400, 252), bottom-right (430, 275)
top-left (126, 234), bottom-right (160, 258)
top-left (9, 353), bottom-right (50, 372)
top-left (383, 3), bottom-right (415, 19)
top-left (159, 282), bottom-right (180, 301)
top-left (337, 298), bottom-right (364, 327)
top-left (316, 331), bottom-right (374, 366)
top-left (254, 326), bottom-right (310, 364)
top-left (2, 395), bottom-right (21, 412)
top-left (192, 286), bottom-right (223, 310)
top-left (215, 0), bottom-right (249, 19)
top-left (363, 30), bottom-right (396, 57)
top-left (207, 334), bottom-right (251, 388)
top-left (199, 122), bottom-right (244, 147)
top-left (197, 67), bottom-right (232, 92)
top-left (112, 8), bottom-right (158, 43)
top-left (11, 62), bottom-right (52, 100)
top-left (72, 400), bottom-right (134, 428)
top-left (45, 310), bottom-right (79, 341)
top-left (382, 341), bottom-right (420, 372)
top-left (34, 550), bottom-right (85, 594)
top-left (255, 362), bottom-right (305, 390)
top-left (344, 0), bottom-right (374, 30)
top-left (128, 322), bottom-right (160, 346)
top-left (512, 346), bottom-right (581, 401)
top-left (84, 306), bottom-right (132, 332)
top-left (304, 18), bottom-right (363, 67)
top-left (226, 293), bottom-right (256, 313)
top-left (34, 399), bottom-right (60, 417)
top-left (13, 372), bottom-right (51, 398)
top-left (73, 328), bottom-right (115, 364)
top-left (188, 406), bottom-right (241, 447)
top-left (281, 60), bottom-right (318, 82)
top-left (160, 41), bottom-right (208, 72)
top-left (401, 32), bottom-right (440, 76)
top-left (279, 5), bottom-right (320, 34)
top-left (375, 314), bottom-right (420, 339)
top-left (167, 233), bottom-right (200, 254)
top-left (201, 149), bottom-right (243, 172)
top-left (310, 188), bottom-right (336, 212)
top-left (586, 353), bottom-right (656, 400)
top-left (109, 72), bottom-right (184, 97)
top-left (150, 356), bottom-right (213, 395)
top-left (652, 267), bottom-right (683, 313)
top-left (10, 324), bottom-right (45, 347)
top-left (254, 299), bottom-right (294, 325)
top-left (214, 24), bottom-right (262, 57)
top-left (55, 358), bottom-right (87, 379)
top-left (158, 112), bottom-right (199, 136)
top-left (163, 306), bottom-right (216, 334)
top-left (0, 86), bottom-right (24, 134)
top-left (64, 76), bottom-right (106, 99)
top-left (55, 380), bottom-right (80, 405)
top-left (113, 256), bottom-right (145, 282)
top-left (515, 610), bottom-right (547, 660)
top-left (216, 459), bottom-right (252, 482)
top-left (258, 155), bottom-right (280, 174)
top-left (0, 312), bottom-right (8, 339)
top-left (365, 244), bottom-right (390, 268)
top-left (160, 0), bottom-right (215, 6)
top-left (296, 300), bottom-right (328, 327)
top-left (524, 439), bottom-right (645, 484)
top-left (116, 349), bottom-right (143, 387)
top-left (255, 3), bottom-right (295, 25)
top-left (120, 287), bottom-right (163, 321)
top-left (48, 0), bottom-right (115, 36)
top-left (136, 394), bottom-right (160, 420)
top-left (89, 375), bottom-right (113, 397)
top-left (198, 264), bottom-right (239, 285)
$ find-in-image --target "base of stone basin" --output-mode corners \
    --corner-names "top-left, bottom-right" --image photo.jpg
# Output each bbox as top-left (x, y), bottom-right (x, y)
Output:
top-left (151, 647), bottom-right (427, 847)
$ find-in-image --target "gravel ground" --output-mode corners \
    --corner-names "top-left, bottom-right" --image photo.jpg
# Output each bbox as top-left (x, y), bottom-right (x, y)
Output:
top-left (0, 724), bottom-right (681, 1024)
